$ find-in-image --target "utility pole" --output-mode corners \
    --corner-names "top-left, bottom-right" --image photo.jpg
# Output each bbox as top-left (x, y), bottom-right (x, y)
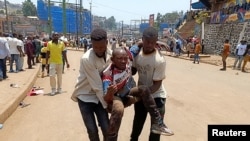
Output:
top-left (48, 0), bottom-right (52, 35)
top-left (76, 0), bottom-right (78, 43)
top-left (62, 0), bottom-right (66, 35)
top-left (121, 21), bottom-right (123, 38)
top-left (4, 0), bottom-right (10, 33)
top-left (90, 0), bottom-right (92, 32)
top-left (79, 0), bottom-right (83, 36)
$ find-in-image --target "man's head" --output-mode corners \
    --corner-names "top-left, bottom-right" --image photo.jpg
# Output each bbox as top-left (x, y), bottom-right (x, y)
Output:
top-left (52, 32), bottom-right (60, 41)
top-left (142, 27), bottom-right (158, 54)
top-left (111, 48), bottom-right (128, 70)
top-left (91, 28), bottom-right (108, 57)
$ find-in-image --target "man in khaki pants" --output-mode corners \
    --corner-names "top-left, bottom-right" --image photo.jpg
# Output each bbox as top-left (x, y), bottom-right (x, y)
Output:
top-left (46, 33), bottom-right (70, 95)
top-left (242, 44), bottom-right (250, 72)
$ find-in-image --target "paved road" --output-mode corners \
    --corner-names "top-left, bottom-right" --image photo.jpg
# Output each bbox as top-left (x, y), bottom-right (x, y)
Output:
top-left (0, 49), bottom-right (249, 141)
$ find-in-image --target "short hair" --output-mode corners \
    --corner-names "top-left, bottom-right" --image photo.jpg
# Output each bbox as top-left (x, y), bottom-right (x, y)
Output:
top-left (143, 27), bottom-right (158, 38)
top-left (91, 28), bottom-right (107, 41)
top-left (112, 47), bottom-right (126, 57)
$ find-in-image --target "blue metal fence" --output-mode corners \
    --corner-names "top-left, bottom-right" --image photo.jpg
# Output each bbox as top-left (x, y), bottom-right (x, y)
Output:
top-left (37, 0), bottom-right (91, 34)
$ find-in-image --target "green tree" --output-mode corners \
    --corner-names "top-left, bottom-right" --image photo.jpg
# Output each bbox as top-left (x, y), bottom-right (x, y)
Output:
top-left (22, 0), bottom-right (37, 16)
top-left (104, 16), bottom-right (116, 31)
top-left (155, 13), bottom-right (162, 30)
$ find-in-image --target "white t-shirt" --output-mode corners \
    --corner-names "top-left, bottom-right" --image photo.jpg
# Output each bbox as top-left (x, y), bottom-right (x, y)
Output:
top-left (236, 44), bottom-right (247, 56)
top-left (17, 39), bottom-right (24, 53)
top-left (133, 49), bottom-right (167, 98)
top-left (7, 37), bottom-right (19, 54)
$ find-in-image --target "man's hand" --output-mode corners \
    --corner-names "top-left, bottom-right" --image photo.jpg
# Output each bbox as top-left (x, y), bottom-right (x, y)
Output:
top-left (67, 63), bottom-right (70, 68)
top-left (104, 85), bottom-right (117, 103)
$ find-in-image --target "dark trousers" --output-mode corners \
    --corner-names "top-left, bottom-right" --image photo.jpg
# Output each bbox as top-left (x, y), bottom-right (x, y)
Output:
top-left (0, 58), bottom-right (7, 78)
top-left (130, 98), bottom-right (166, 141)
top-left (78, 99), bottom-right (109, 141)
top-left (41, 64), bottom-right (49, 74)
top-left (27, 55), bottom-right (33, 68)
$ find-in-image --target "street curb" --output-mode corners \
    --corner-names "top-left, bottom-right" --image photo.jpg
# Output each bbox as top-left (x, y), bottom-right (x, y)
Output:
top-left (0, 67), bottom-right (40, 124)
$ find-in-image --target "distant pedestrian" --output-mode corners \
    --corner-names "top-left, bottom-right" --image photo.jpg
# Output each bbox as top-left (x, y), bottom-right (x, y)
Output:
top-left (0, 32), bottom-right (10, 81)
top-left (233, 40), bottom-right (247, 70)
top-left (39, 42), bottom-right (49, 78)
top-left (46, 32), bottom-right (70, 95)
top-left (193, 40), bottom-right (201, 64)
top-left (111, 38), bottom-right (117, 51)
top-left (7, 33), bottom-right (22, 73)
top-left (242, 44), bottom-right (250, 72)
top-left (220, 39), bottom-right (230, 71)
top-left (25, 36), bottom-right (35, 69)
top-left (186, 39), bottom-right (192, 57)
top-left (17, 34), bottom-right (25, 71)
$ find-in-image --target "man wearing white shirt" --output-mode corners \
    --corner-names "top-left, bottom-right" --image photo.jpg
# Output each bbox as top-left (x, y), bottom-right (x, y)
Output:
top-left (17, 34), bottom-right (25, 71)
top-left (233, 40), bottom-right (247, 70)
top-left (7, 33), bottom-right (22, 73)
top-left (0, 32), bottom-right (10, 80)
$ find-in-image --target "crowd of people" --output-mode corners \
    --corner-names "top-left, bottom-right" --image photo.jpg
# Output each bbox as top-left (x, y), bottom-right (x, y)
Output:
top-left (0, 32), bottom-right (70, 94)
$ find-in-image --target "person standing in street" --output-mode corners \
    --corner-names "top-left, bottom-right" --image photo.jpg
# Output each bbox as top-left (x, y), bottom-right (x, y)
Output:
top-left (46, 32), bottom-right (70, 95)
top-left (193, 40), bottom-right (201, 64)
top-left (220, 39), bottom-right (230, 71)
top-left (130, 27), bottom-right (172, 141)
top-left (71, 28), bottom-right (112, 141)
top-left (233, 40), bottom-right (247, 70)
top-left (17, 34), bottom-right (25, 71)
top-left (25, 36), bottom-right (35, 69)
top-left (0, 32), bottom-right (10, 81)
top-left (7, 33), bottom-right (22, 73)
top-left (241, 44), bottom-right (250, 72)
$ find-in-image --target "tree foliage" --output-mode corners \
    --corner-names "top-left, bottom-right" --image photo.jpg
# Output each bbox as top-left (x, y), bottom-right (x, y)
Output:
top-left (22, 0), bottom-right (37, 16)
top-left (104, 16), bottom-right (117, 30)
top-left (194, 11), bottom-right (209, 24)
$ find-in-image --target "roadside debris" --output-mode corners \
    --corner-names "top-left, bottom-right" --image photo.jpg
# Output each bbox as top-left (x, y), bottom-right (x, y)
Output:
top-left (19, 102), bottom-right (30, 108)
top-left (10, 83), bottom-right (20, 88)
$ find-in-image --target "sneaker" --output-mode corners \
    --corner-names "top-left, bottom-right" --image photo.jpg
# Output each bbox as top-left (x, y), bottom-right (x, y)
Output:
top-left (57, 88), bottom-right (62, 94)
top-left (151, 123), bottom-right (174, 136)
top-left (51, 89), bottom-right (56, 96)
top-left (220, 68), bottom-right (226, 71)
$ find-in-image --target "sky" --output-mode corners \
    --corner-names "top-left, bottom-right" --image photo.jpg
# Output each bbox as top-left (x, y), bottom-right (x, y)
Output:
top-left (8, 0), bottom-right (199, 24)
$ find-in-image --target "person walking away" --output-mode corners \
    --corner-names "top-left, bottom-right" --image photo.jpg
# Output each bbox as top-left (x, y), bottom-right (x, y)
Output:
top-left (220, 39), bottom-right (230, 71)
top-left (241, 44), bottom-right (250, 72)
top-left (0, 32), bottom-right (10, 81)
top-left (130, 27), bottom-right (172, 141)
top-left (193, 40), bottom-right (201, 64)
top-left (103, 48), bottom-right (174, 141)
top-left (25, 36), bottom-right (35, 69)
top-left (46, 32), bottom-right (70, 95)
top-left (233, 40), bottom-right (247, 70)
top-left (71, 28), bottom-right (112, 141)
top-left (17, 34), bottom-right (25, 71)
top-left (34, 35), bottom-right (42, 63)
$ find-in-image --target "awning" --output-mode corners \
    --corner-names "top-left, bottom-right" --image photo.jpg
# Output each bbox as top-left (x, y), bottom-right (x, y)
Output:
top-left (191, 1), bottom-right (206, 9)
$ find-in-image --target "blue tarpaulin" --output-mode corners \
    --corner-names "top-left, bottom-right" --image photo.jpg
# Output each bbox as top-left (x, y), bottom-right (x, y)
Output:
top-left (191, 1), bottom-right (206, 9)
